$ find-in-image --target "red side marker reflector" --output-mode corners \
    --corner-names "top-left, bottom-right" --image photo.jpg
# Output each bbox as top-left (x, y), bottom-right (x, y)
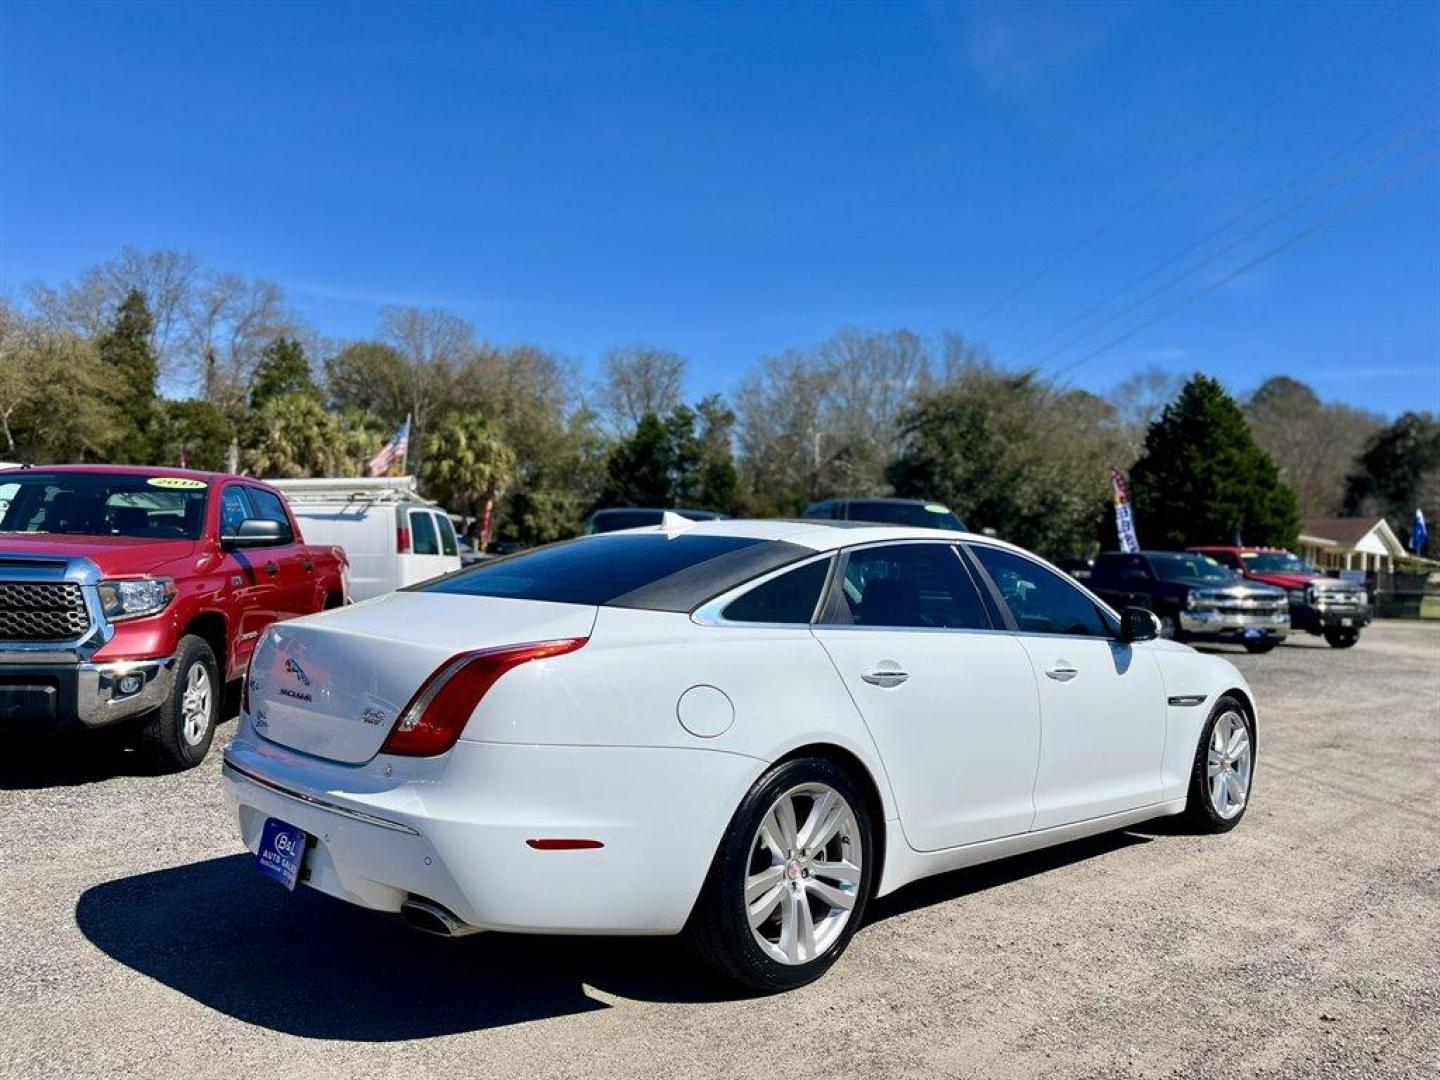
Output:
top-left (525, 838), bottom-right (604, 850)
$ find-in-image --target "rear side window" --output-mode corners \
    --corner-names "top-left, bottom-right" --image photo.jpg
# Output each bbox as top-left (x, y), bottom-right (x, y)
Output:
top-left (721, 558), bottom-right (832, 624)
top-left (821, 543), bottom-right (991, 630)
top-left (421, 533), bottom-right (801, 610)
top-left (435, 514), bottom-right (458, 556)
top-left (409, 509), bottom-right (439, 555)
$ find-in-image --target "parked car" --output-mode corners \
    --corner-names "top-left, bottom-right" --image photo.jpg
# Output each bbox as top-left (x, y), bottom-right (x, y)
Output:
top-left (268, 476), bottom-right (461, 601)
top-left (0, 465), bottom-right (347, 768)
top-left (224, 517), bottom-right (1255, 991)
top-left (1089, 550), bottom-right (1289, 652)
top-left (582, 507), bottom-right (728, 534)
top-left (803, 497), bottom-right (966, 531)
top-left (1055, 556), bottom-right (1094, 581)
top-left (1188, 545), bottom-right (1370, 648)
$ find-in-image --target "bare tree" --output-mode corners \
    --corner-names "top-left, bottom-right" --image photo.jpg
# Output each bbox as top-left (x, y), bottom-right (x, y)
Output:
top-left (376, 306), bottom-right (477, 472)
top-left (597, 345), bottom-right (686, 435)
top-left (185, 272), bottom-right (293, 404)
top-left (1108, 365), bottom-right (1185, 448)
top-left (26, 247), bottom-right (199, 378)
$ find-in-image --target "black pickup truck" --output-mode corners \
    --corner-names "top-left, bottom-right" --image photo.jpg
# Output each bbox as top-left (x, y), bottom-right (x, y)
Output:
top-left (1089, 550), bottom-right (1291, 653)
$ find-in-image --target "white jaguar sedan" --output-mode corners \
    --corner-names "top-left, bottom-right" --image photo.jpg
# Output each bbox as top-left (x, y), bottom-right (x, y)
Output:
top-left (222, 518), bottom-right (1257, 990)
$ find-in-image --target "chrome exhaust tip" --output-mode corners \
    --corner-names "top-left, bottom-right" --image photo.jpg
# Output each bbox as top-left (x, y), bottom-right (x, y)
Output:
top-left (399, 896), bottom-right (483, 937)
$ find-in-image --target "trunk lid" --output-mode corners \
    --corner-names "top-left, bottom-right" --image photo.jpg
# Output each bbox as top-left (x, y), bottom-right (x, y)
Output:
top-left (248, 592), bottom-right (597, 764)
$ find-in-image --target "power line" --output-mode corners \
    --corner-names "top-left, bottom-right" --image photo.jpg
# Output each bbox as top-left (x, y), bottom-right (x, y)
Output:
top-left (1050, 150), bottom-right (1440, 382)
top-left (1011, 90), bottom-right (1440, 365)
top-left (963, 0), bottom-right (1408, 330)
top-left (1028, 113), bottom-right (1439, 369)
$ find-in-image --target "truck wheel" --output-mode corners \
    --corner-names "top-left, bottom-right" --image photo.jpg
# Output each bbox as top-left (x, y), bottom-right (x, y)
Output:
top-left (138, 635), bottom-right (220, 771)
top-left (1323, 628), bottom-right (1360, 649)
top-left (1158, 613), bottom-right (1182, 641)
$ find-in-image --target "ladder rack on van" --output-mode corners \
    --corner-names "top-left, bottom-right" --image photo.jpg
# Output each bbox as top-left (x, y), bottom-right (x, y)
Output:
top-left (265, 476), bottom-right (436, 507)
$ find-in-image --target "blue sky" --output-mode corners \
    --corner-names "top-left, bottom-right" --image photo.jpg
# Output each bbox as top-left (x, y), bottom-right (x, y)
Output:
top-left (2, 0), bottom-right (1437, 416)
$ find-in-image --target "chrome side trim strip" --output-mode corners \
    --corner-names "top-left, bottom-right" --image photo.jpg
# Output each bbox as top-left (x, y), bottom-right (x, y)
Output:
top-left (222, 757), bottom-right (420, 835)
top-left (1167, 694), bottom-right (1208, 707)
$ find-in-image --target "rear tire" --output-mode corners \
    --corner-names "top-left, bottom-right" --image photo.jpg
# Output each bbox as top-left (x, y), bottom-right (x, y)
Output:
top-left (138, 635), bottom-right (220, 772)
top-left (687, 757), bottom-right (875, 992)
top-left (1179, 695), bottom-right (1254, 833)
top-left (1324, 628), bottom-right (1360, 649)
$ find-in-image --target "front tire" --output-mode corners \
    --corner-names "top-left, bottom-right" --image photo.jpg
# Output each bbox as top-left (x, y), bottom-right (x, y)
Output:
top-left (1180, 695), bottom-right (1255, 833)
top-left (687, 757), bottom-right (875, 992)
top-left (138, 635), bottom-right (220, 772)
top-left (1158, 613), bottom-right (1183, 641)
top-left (1324, 628), bottom-right (1360, 649)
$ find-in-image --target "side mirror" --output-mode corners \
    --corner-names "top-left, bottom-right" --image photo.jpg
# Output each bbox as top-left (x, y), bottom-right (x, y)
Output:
top-left (221, 518), bottom-right (286, 549)
top-left (1119, 606), bottom-right (1160, 643)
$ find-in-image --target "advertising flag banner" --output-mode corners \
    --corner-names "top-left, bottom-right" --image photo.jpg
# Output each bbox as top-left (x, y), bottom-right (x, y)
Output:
top-left (1110, 467), bottom-right (1140, 554)
top-left (369, 417), bottom-right (411, 478)
top-left (1411, 509), bottom-right (1429, 554)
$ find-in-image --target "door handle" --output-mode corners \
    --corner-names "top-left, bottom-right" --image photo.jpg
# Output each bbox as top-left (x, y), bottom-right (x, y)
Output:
top-left (264, 562), bottom-right (279, 577)
top-left (1045, 665), bottom-right (1079, 682)
top-left (861, 669), bottom-right (909, 688)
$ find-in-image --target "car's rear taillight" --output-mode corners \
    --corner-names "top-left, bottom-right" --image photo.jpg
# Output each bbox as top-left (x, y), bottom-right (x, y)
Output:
top-left (380, 637), bottom-right (588, 757)
top-left (396, 526), bottom-right (411, 554)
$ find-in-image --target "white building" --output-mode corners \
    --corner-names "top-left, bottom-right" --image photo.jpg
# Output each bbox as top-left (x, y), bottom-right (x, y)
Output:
top-left (1297, 517), bottom-right (1407, 574)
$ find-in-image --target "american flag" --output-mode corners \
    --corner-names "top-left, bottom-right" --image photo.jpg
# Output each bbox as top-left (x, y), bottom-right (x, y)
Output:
top-left (369, 418), bottom-right (411, 477)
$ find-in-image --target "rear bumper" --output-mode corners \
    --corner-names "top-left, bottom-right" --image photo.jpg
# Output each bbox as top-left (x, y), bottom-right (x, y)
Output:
top-left (1177, 609), bottom-right (1289, 642)
top-left (0, 656), bottom-right (175, 731)
top-left (221, 737), bottom-right (765, 935)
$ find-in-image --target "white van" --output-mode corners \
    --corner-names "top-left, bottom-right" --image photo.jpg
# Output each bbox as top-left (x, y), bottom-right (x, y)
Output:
top-left (267, 476), bottom-right (462, 602)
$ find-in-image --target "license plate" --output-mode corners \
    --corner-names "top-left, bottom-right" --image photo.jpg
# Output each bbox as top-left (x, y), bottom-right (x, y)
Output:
top-left (1341, 618), bottom-right (1353, 627)
top-left (1242, 628), bottom-right (1265, 641)
top-left (255, 817), bottom-right (308, 891)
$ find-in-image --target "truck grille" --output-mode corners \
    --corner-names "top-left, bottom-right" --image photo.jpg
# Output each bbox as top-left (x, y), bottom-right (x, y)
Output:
top-left (0, 582), bottom-right (91, 641)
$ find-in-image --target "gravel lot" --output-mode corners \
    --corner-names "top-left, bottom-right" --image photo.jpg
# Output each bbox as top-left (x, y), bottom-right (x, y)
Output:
top-left (1, 620), bottom-right (1436, 1080)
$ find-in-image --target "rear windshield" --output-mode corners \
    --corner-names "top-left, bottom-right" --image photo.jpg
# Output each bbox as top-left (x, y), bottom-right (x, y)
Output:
top-left (0, 472), bottom-right (209, 540)
top-left (420, 533), bottom-right (807, 611)
top-left (845, 501), bottom-right (966, 532)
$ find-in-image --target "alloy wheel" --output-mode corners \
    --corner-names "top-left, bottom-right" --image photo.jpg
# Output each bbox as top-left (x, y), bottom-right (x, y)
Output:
top-left (745, 782), bottom-right (863, 966)
top-left (180, 663), bottom-right (213, 746)
top-left (1206, 709), bottom-right (1252, 819)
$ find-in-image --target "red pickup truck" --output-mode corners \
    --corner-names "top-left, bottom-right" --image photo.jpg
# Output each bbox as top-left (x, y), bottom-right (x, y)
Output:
top-left (0, 466), bottom-right (347, 768)
top-left (1188, 545), bottom-right (1370, 649)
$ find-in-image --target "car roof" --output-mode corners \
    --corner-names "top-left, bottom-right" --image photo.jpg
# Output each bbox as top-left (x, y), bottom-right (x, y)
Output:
top-left (614, 515), bottom-right (1027, 555)
top-left (0, 464), bottom-right (238, 484)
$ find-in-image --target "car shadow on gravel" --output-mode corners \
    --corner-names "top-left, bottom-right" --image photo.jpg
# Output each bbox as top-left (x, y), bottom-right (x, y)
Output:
top-left (0, 732), bottom-right (154, 789)
top-left (865, 829), bottom-right (1154, 924)
top-left (76, 854), bottom-right (741, 1039)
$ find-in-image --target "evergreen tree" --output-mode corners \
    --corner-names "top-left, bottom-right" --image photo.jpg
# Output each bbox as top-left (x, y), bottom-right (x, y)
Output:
top-left (1129, 375), bottom-right (1299, 549)
top-left (600, 413), bottom-right (673, 507)
top-left (1343, 411), bottom-right (1440, 556)
top-left (599, 403), bottom-right (740, 512)
top-left (250, 337), bottom-right (317, 408)
top-left (96, 289), bottom-right (159, 463)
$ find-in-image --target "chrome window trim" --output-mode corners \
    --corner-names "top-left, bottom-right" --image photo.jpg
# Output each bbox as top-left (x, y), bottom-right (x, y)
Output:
top-left (691, 551), bottom-right (838, 628)
top-left (816, 539), bottom-right (997, 632)
top-left (964, 541), bottom-right (1130, 643)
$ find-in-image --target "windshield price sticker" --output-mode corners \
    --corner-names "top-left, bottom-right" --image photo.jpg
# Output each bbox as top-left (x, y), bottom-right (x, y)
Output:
top-left (147, 477), bottom-right (208, 490)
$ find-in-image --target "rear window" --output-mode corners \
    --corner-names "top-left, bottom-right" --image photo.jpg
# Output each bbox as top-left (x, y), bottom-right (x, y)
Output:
top-left (845, 501), bottom-right (966, 532)
top-left (436, 514), bottom-right (458, 556)
top-left (410, 509), bottom-right (439, 555)
top-left (421, 533), bottom-right (803, 610)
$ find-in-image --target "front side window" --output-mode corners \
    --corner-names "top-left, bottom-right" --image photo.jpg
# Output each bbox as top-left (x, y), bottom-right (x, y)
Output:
top-left (409, 509), bottom-right (439, 555)
top-left (244, 487), bottom-right (294, 543)
top-left (821, 543), bottom-right (991, 630)
top-left (721, 558), bottom-right (832, 624)
top-left (0, 472), bottom-right (210, 540)
top-left (971, 546), bottom-right (1111, 637)
top-left (219, 486), bottom-right (253, 536)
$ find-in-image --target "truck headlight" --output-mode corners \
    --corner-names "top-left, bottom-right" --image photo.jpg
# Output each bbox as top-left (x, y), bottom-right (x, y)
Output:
top-left (96, 577), bottom-right (176, 622)
top-left (1356, 590), bottom-right (1368, 606)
